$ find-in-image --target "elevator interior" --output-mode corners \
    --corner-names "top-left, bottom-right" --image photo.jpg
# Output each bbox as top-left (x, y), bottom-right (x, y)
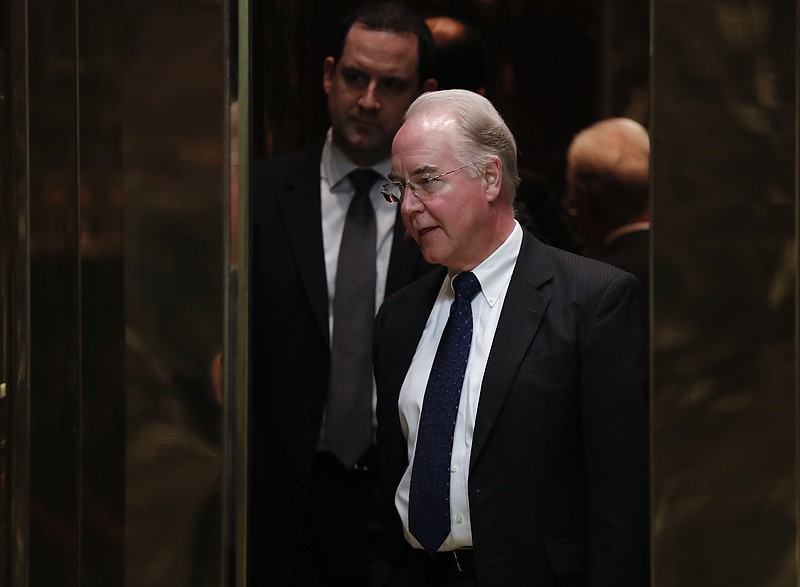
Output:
top-left (1, 0), bottom-right (798, 586)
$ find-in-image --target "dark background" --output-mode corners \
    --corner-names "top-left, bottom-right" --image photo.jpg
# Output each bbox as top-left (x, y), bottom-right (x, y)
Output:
top-left (250, 0), bottom-right (649, 201)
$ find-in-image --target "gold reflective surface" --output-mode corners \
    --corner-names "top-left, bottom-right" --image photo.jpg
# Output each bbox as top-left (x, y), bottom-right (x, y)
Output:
top-left (121, 0), bottom-right (227, 585)
top-left (3, 0), bottom-right (800, 585)
top-left (651, 1), bottom-right (797, 585)
top-left (4, 0), bottom-right (231, 585)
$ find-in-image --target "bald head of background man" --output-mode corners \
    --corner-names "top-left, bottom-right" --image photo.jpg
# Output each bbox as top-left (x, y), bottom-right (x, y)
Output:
top-left (565, 117), bottom-right (650, 253)
top-left (565, 117), bottom-right (650, 294)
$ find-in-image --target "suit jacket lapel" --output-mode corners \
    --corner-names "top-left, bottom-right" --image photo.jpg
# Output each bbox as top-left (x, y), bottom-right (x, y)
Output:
top-left (279, 145), bottom-right (330, 345)
top-left (470, 233), bottom-right (553, 469)
top-left (382, 268), bottom-right (447, 406)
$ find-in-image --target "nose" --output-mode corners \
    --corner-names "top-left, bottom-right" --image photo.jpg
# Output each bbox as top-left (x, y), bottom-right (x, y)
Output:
top-left (358, 81), bottom-right (380, 110)
top-left (400, 184), bottom-right (423, 215)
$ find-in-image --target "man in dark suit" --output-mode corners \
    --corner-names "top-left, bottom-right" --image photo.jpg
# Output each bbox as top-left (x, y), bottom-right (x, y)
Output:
top-left (371, 90), bottom-right (649, 586)
top-left (565, 118), bottom-right (651, 296)
top-left (250, 3), bottom-right (437, 586)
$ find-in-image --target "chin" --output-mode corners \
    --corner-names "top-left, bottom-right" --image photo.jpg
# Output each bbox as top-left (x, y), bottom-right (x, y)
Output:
top-left (347, 127), bottom-right (382, 147)
top-left (421, 249), bottom-right (445, 267)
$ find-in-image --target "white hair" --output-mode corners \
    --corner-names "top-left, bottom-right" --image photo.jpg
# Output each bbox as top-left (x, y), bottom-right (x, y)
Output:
top-left (404, 89), bottom-right (520, 200)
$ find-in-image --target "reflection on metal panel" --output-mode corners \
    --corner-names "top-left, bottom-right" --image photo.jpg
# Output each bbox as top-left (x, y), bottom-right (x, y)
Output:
top-left (1, 3), bottom-right (17, 585)
top-left (5, 0), bottom-right (31, 583)
top-left (5, 0), bottom-right (229, 584)
top-left (1, 16), bottom-right (10, 587)
top-left (26, 0), bottom-right (81, 582)
top-left (651, 1), bottom-right (797, 586)
top-left (78, 0), bottom-right (126, 582)
top-left (121, 1), bottom-right (226, 586)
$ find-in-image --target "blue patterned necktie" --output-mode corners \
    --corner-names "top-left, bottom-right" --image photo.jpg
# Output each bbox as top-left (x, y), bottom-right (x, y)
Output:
top-left (409, 271), bottom-right (482, 553)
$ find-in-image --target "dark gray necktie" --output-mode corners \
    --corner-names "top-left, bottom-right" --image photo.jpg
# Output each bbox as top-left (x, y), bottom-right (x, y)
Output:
top-left (325, 168), bottom-right (379, 468)
top-left (408, 271), bottom-right (482, 553)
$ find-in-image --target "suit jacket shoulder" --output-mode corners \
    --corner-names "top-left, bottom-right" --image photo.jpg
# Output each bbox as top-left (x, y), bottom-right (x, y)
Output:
top-left (251, 142), bottom-right (324, 218)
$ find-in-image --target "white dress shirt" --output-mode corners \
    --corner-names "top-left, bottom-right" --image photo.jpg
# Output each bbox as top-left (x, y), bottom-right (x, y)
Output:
top-left (395, 222), bottom-right (523, 550)
top-left (320, 128), bottom-right (397, 339)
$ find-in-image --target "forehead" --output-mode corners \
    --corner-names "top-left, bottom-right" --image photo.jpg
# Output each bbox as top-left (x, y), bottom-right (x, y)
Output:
top-left (340, 23), bottom-right (420, 79)
top-left (391, 114), bottom-right (460, 172)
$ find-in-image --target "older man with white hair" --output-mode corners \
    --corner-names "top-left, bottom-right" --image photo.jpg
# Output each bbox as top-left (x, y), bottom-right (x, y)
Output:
top-left (371, 90), bottom-right (649, 587)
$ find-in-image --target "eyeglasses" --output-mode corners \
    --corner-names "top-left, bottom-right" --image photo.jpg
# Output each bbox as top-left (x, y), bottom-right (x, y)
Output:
top-left (381, 165), bottom-right (470, 203)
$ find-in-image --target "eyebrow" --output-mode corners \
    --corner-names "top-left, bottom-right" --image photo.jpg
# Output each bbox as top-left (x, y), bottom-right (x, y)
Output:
top-left (410, 165), bottom-right (438, 176)
top-left (388, 165), bottom-right (439, 182)
top-left (341, 66), bottom-right (413, 85)
top-left (380, 75), bottom-right (412, 86)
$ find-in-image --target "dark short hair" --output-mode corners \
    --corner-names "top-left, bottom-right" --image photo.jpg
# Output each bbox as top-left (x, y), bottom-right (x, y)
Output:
top-left (330, 2), bottom-right (435, 87)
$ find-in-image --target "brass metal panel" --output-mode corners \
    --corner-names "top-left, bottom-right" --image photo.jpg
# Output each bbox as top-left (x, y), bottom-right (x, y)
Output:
top-left (6, 0), bottom-right (230, 584)
top-left (3, 0), bottom-right (31, 584)
top-left (651, 1), bottom-right (797, 586)
top-left (11, 0), bottom-right (128, 583)
top-left (0, 37), bottom-right (8, 587)
top-left (121, 0), bottom-right (226, 585)
top-left (1, 3), bottom-right (15, 584)
top-left (26, 0), bottom-right (81, 583)
top-left (232, 0), bottom-right (250, 584)
top-left (5, 0), bottom-right (30, 581)
top-left (77, 0), bottom-right (126, 582)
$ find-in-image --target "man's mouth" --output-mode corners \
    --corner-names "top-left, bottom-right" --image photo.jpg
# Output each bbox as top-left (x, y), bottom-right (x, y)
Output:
top-left (350, 116), bottom-right (379, 129)
top-left (418, 226), bottom-right (438, 237)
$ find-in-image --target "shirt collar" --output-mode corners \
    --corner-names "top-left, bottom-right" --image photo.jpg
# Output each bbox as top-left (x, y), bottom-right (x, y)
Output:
top-left (321, 128), bottom-right (391, 190)
top-left (449, 221), bottom-right (523, 308)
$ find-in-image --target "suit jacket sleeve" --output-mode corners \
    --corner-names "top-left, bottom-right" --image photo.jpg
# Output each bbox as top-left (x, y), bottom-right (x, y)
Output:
top-left (580, 270), bottom-right (649, 586)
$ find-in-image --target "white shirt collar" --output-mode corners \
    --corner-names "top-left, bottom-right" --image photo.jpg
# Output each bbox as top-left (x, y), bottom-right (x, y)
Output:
top-left (448, 221), bottom-right (523, 308)
top-left (321, 128), bottom-right (391, 190)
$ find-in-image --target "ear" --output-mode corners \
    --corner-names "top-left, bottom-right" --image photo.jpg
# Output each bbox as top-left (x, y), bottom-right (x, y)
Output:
top-left (421, 78), bottom-right (438, 93)
top-left (322, 57), bottom-right (335, 95)
top-left (483, 157), bottom-right (503, 202)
